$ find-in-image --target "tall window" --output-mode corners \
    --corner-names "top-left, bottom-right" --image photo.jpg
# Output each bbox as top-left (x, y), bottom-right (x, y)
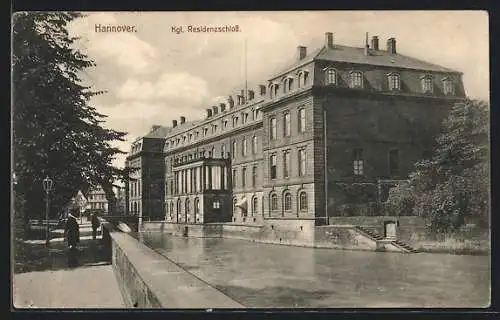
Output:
top-left (442, 78), bottom-right (455, 95)
top-left (326, 68), bottom-right (336, 85)
top-left (242, 167), bottom-right (247, 188)
top-left (232, 169), bottom-right (237, 188)
top-left (270, 193), bottom-right (278, 211)
top-left (170, 202), bottom-right (174, 219)
top-left (283, 111), bottom-right (291, 137)
top-left (233, 198), bottom-right (237, 214)
top-left (242, 138), bottom-right (248, 156)
top-left (298, 108), bottom-right (306, 133)
top-left (389, 149), bottom-right (400, 176)
top-left (233, 116), bottom-right (239, 127)
top-left (283, 150), bottom-right (290, 178)
top-left (252, 166), bottom-right (257, 187)
top-left (388, 73), bottom-right (400, 90)
top-left (297, 73), bottom-right (303, 88)
top-left (303, 71), bottom-right (309, 86)
top-left (252, 136), bottom-right (258, 154)
top-left (221, 144), bottom-right (226, 158)
top-left (270, 154), bottom-right (277, 180)
top-left (299, 191), bottom-right (308, 211)
top-left (211, 146), bottom-right (216, 158)
top-left (252, 196), bottom-right (258, 216)
top-left (284, 192), bottom-right (292, 211)
top-left (298, 149), bottom-right (306, 176)
top-left (353, 148), bottom-right (364, 176)
top-left (350, 71), bottom-right (363, 88)
top-left (274, 84), bottom-right (279, 97)
top-left (421, 76), bottom-right (433, 93)
top-left (270, 117), bottom-right (277, 140)
top-left (185, 198), bottom-right (190, 221)
top-left (232, 141), bottom-right (237, 159)
top-left (287, 78), bottom-right (294, 91)
top-left (269, 84), bottom-right (275, 98)
top-left (194, 198), bottom-right (200, 221)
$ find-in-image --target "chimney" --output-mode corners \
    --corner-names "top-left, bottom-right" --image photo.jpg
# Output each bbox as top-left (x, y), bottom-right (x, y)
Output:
top-left (259, 85), bottom-right (266, 96)
top-left (219, 103), bottom-right (226, 112)
top-left (212, 105), bottom-right (218, 115)
top-left (172, 120), bottom-right (178, 128)
top-left (180, 116), bottom-right (186, 124)
top-left (364, 32), bottom-right (369, 56)
top-left (387, 37), bottom-right (396, 54)
top-left (206, 108), bottom-right (212, 118)
top-left (248, 90), bottom-right (255, 100)
top-left (237, 95), bottom-right (243, 105)
top-left (296, 46), bottom-right (307, 61)
top-left (325, 32), bottom-right (334, 49)
top-left (371, 36), bottom-right (379, 51)
top-left (151, 125), bottom-right (161, 132)
top-left (228, 96), bottom-right (234, 108)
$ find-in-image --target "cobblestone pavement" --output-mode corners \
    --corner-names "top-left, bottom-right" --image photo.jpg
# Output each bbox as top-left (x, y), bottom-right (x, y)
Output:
top-left (13, 224), bottom-right (125, 309)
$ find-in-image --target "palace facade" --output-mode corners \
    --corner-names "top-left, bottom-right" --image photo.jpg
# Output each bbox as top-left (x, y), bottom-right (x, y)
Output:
top-left (126, 32), bottom-right (466, 226)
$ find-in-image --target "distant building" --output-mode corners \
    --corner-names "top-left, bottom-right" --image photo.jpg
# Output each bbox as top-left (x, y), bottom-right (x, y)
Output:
top-left (65, 190), bottom-right (87, 218)
top-left (115, 186), bottom-right (127, 215)
top-left (87, 186), bottom-right (108, 215)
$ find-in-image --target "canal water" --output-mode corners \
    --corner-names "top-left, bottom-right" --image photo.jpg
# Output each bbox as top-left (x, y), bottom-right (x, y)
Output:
top-left (133, 232), bottom-right (490, 308)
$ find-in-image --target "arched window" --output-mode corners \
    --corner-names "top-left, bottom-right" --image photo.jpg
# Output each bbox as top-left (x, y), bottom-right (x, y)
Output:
top-left (421, 75), bottom-right (433, 93)
top-left (269, 84), bottom-right (275, 98)
top-left (297, 73), bottom-right (303, 88)
top-left (242, 138), bottom-right (248, 156)
top-left (270, 193), bottom-right (278, 211)
top-left (252, 136), bottom-right (258, 154)
top-left (233, 198), bottom-right (238, 215)
top-left (299, 191), bottom-right (308, 212)
top-left (284, 192), bottom-right (292, 212)
top-left (176, 199), bottom-right (181, 221)
top-left (387, 73), bottom-right (400, 91)
top-left (325, 68), bottom-right (337, 85)
top-left (274, 84), bottom-right (279, 97)
top-left (194, 198), bottom-right (200, 222)
top-left (270, 117), bottom-right (277, 140)
top-left (283, 111), bottom-right (291, 137)
top-left (298, 108), bottom-right (306, 133)
top-left (211, 146), bottom-right (216, 158)
top-left (252, 196), bottom-right (258, 216)
top-left (349, 71), bottom-right (363, 88)
top-left (185, 198), bottom-right (190, 222)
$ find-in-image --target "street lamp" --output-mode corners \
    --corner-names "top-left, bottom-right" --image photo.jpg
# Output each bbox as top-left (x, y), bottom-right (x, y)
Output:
top-left (43, 176), bottom-right (54, 246)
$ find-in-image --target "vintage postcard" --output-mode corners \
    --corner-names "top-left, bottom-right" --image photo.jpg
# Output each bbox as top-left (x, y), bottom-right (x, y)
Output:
top-left (12, 11), bottom-right (490, 309)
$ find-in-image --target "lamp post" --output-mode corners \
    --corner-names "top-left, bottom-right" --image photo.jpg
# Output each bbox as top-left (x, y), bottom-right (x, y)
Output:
top-left (43, 176), bottom-right (54, 246)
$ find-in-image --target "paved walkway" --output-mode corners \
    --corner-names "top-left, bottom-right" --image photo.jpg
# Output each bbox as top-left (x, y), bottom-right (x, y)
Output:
top-left (13, 223), bottom-right (125, 309)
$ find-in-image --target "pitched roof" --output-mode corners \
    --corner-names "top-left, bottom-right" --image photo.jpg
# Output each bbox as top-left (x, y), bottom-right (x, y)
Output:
top-left (271, 44), bottom-right (460, 79)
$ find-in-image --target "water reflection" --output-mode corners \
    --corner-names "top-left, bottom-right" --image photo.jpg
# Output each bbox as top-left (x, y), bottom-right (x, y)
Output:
top-left (132, 232), bottom-right (489, 308)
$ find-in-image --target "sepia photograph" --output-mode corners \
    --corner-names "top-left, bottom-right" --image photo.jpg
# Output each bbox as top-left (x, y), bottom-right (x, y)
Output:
top-left (11, 11), bottom-right (490, 309)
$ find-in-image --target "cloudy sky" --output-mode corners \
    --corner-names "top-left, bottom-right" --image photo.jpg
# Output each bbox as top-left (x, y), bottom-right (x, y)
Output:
top-left (68, 11), bottom-right (489, 168)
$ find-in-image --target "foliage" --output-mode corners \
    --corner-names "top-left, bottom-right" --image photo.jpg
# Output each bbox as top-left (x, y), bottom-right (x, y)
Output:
top-left (386, 99), bottom-right (490, 233)
top-left (12, 12), bottom-right (127, 227)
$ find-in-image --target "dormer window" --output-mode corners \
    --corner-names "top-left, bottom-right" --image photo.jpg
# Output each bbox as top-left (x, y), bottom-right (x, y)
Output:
top-left (349, 71), bottom-right (363, 88)
top-left (182, 136), bottom-right (186, 143)
top-left (233, 116), bottom-right (239, 127)
top-left (195, 131), bottom-right (199, 138)
top-left (297, 70), bottom-right (309, 87)
top-left (203, 128), bottom-right (208, 136)
top-left (189, 133), bottom-right (193, 142)
top-left (420, 75), bottom-right (433, 93)
top-left (442, 77), bottom-right (455, 96)
top-left (387, 73), bottom-right (400, 91)
top-left (283, 77), bottom-right (294, 93)
top-left (274, 84), bottom-right (279, 97)
top-left (325, 68), bottom-right (337, 86)
top-left (223, 120), bottom-right (228, 129)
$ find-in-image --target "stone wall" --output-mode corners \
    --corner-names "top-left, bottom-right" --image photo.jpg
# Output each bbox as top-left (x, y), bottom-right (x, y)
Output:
top-left (314, 225), bottom-right (378, 251)
top-left (109, 230), bottom-right (244, 308)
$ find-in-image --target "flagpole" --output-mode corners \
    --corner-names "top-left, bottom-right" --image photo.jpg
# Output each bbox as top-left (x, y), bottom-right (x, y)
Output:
top-left (244, 38), bottom-right (248, 102)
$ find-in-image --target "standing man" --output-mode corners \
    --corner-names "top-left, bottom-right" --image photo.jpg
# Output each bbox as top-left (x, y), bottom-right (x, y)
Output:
top-left (91, 213), bottom-right (100, 240)
top-left (64, 213), bottom-right (80, 267)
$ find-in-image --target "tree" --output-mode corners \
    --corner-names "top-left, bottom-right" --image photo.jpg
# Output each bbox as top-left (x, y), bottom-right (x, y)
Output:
top-left (386, 99), bottom-right (489, 233)
top-left (12, 12), bottom-right (127, 230)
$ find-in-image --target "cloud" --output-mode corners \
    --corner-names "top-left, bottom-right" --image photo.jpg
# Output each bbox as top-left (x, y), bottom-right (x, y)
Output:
top-left (115, 72), bottom-right (210, 106)
top-left (69, 13), bottom-right (157, 74)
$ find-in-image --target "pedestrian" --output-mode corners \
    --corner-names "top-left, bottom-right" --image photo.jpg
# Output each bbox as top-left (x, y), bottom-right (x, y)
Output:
top-left (91, 213), bottom-right (100, 240)
top-left (64, 213), bottom-right (80, 267)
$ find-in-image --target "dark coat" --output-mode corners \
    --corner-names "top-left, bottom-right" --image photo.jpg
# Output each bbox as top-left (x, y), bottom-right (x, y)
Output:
top-left (91, 214), bottom-right (100, 230)
top-left (65, 216), bottom-right (80, 247)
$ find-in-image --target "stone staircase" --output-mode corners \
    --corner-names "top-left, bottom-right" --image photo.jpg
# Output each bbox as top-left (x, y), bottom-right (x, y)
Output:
top-left (390, 239), bottom-right (419, 253)
top-left (354, 226), bottom-right (419, 254)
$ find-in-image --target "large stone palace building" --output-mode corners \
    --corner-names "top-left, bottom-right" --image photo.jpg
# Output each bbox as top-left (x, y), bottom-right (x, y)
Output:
top-left (125, 33), bottom-right (466, 227)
